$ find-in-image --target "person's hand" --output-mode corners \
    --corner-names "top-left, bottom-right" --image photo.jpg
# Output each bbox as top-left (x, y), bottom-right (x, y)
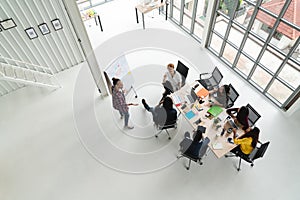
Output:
top-left (128, 103), bottom-right (138, 106)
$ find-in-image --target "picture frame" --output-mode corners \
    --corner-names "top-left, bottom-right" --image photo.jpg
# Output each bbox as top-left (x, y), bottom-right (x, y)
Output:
top-left (25, 27), bottom-right (38, 40)
top-left (38, 23), bottom-right (50, 35)
top-left (51, 18), bottom-right (62, 31)
top-left (0, 18), bottom-right (17, 30)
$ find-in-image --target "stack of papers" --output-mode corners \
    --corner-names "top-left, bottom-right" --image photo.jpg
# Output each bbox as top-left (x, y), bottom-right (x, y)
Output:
top-left (172, 94), bottom-right (182, 105)
top-left (213, 142), bottom-right (223, 150)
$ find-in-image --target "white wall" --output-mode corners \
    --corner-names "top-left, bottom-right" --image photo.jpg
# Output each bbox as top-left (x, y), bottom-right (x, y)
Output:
top-left (0, 0), bottom-right (85, 96)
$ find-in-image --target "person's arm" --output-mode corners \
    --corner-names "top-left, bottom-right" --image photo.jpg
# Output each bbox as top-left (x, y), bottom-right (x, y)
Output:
top-left (162, 72), bottom-right (167, 83)
top-left (226, 107), bottom-right (238, 117)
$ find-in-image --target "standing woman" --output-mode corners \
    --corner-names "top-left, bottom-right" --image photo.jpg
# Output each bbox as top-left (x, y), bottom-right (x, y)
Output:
top-left (111, 78), bottom-right (137, 129)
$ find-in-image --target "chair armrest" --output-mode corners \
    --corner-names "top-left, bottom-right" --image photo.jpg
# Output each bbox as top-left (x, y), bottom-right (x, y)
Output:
top-left (199, 72), bottom-right (210, 80)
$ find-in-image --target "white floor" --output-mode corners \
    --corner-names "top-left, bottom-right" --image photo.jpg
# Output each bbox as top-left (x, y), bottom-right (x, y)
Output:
top-left (1, 0), bottom-right (300, 199)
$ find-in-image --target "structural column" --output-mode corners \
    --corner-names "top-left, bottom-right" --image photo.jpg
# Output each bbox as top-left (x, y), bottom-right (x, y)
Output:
top-left (62, 0), bottom-right (108, 96)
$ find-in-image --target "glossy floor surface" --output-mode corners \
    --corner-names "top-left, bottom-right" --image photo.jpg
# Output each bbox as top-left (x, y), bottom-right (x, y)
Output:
top-left (1, 0), bottom-right (300, 199)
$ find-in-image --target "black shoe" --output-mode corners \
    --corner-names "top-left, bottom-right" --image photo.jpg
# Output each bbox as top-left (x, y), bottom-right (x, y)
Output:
top-left (142, 99), bottom-right (150, 111)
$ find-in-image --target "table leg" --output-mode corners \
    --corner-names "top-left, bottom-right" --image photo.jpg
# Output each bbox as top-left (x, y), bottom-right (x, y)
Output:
top-left (135, 8), bottom-right (139, 23)
top-left (95, 16), bottom-right (98, 26)
top-left (166, 3), bottom-right (169, 21)
top-left (98, 15), bottom-right (103, 32)
top-left (142, 13), bottom-right (145, 29)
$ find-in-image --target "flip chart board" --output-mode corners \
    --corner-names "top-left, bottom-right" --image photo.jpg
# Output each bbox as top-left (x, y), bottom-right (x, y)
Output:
top-left (105, 55), bottom-right (134, 92)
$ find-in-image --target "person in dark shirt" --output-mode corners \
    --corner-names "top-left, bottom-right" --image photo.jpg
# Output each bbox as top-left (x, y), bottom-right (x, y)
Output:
top-left (226, 106), bottom-right (250, 131)
top-left (141, 96), bottom-right (177, 127)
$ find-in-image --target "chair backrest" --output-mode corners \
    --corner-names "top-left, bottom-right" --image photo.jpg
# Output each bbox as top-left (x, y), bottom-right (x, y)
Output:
top-left (212, 67), bottom-right (223, 85)
top-left (198, 137), bottom-right (210, 158)
top-left (246, 103), bottom-right (261, 127)
top-left (176, 60), bottom-right (189, 87)
top-left (226, 84), bottom-right (239, 108)
top-left (176, 60), bottom-right (189, 78)
top-left (252, 141), bottom-right (270, 161)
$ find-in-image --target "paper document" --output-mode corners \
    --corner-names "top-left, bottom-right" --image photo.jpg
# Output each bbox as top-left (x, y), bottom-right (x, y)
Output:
top-left (172, 94), bottom-right (182, 105)
top-left (213, 142), bottom-right (223, 150)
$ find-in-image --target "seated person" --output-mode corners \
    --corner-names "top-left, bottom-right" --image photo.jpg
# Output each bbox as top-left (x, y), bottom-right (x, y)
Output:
top-left (230, 127), bottom-right (260, 156)
top-left (142, 97), bottom-right (177, 127)
top-left (226, 106), bottom-right (250, 131)
top-left (180, 130), bottom-right (204, 158)
top-left (207, 84), bottom-right (230, 108)
top-left (162, 63), bottom-right (182, 98)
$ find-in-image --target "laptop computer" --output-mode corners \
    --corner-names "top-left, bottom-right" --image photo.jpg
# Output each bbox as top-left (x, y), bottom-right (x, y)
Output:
top-left (185, 89), bottom-right (198, 104)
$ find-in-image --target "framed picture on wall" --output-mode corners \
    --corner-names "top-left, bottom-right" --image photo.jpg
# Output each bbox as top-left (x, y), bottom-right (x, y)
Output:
top-left (25, 27), bottom-right (38, 40)
top-left (0, 18), bottom-right (17, 30)
top-left (38, 23), bottom-right (50, 35)
top-left (51, 18), bottom-right (62, 31)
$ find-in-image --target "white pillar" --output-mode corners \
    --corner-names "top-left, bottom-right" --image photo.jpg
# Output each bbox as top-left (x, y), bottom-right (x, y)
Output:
top-left (61, 0), bottom-right (108, 96)
top-left (201, 0), bottom-right (217, 48)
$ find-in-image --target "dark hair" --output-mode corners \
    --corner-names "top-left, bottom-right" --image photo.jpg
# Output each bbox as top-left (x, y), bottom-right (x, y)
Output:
top-left (240, 127), bottom-right (260, 148)
top-left (112, 77), bottom-right (120, 86)
top-left (223, 84), bottom-right (230, 94)
top-left (192, 130), bottom-right (203, 145)
top-left (162, 97), bottom-right (173, 110)
top-left (237, 106), bottom-right (249, 121)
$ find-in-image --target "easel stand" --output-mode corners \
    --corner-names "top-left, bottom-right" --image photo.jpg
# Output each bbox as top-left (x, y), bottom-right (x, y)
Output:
top-left (131, 86), bottom-right (138, 98)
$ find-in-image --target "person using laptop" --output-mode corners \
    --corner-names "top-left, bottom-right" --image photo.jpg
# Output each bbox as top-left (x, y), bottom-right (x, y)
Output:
top-left (230, 127), bottom-right (260, 156)
top-left (207, 84), bottom-right (230, 108)
top-left (220, 106), bottom-right (250, 135)
top-left (226, 106), bottom-right (250, 131)
top-left (141, 97), bottom-right (177, 127)
top-left (162, 63), bottom-right (182, 99)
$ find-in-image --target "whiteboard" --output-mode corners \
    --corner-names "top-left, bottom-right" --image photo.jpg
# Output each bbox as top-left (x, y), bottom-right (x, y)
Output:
top-left (105, 55), bottom-right (134, 92)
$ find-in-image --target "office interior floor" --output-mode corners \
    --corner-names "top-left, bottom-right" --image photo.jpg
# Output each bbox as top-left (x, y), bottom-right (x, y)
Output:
top-left (1, 0), bottom-right (300, 199)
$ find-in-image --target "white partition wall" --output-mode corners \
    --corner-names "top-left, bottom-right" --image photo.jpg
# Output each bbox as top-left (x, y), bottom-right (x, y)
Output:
top-left (0, 0), bottom-right (85, 96)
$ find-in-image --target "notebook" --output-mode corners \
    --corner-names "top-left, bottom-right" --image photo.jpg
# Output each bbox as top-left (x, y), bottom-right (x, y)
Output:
top-left (185, 110), bottom-right (196, 120)
top-left (196, 88), bottom-right (209, 98)
top-left (207, 105), bottom-right (223, 117)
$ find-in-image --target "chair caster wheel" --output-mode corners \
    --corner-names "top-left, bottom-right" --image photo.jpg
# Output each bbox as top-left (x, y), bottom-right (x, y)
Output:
top-left (155, 135), bottom-right (158, 138)
top-left (237, 168), bottom-right (240, 171)
top-left (251, 163), bottom-right (254, 167)
top-left (225, 155), bottom-right (228, 158)
top-left (168, 137), bottom-right (171, 140)
top-left (186, 167), bottom-right (190, 170)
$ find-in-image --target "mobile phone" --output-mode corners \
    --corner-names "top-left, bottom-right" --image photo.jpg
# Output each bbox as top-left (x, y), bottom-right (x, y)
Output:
top-left (181, 104), bottom-right (187, 109)
top-left (227, 138), bottom-right (234, 144)
top-left (194, 118), bottom-right (202, 124)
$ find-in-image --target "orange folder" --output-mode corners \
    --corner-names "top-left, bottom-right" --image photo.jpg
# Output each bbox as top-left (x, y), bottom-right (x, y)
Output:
top-left (196, 88), bottom-right (209, 98)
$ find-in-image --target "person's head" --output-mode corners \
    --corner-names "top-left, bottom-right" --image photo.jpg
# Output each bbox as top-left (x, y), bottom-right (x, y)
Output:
top-left (162, 96), bottom-right (173, 110)
top-left (167, 63), bottom-right (175, 74)
top-left (112, 77), bottom-right (123, 89)
top-left (218, 84), bottom-right (230, 94)
top-left (242, 127), bottom-right (260, 148)
top-left (238, 106), bottom-right (249, 118)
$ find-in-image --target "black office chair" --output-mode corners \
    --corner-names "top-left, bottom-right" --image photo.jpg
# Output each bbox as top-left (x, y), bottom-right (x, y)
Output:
top-left (225, 141), bottom-right (270, 171)
top-left (197, 67), bottom-right (223, 90)
top-left (226, 84), bottom-right (239, 108)
top-left (176, 60), bottom-right (189, 87)
top-left (177, 131), bottom-right (210, 170)
top-left (246, 103), bottom-right (261, 127)
top-left (154, 107), bottom-right (177, 140)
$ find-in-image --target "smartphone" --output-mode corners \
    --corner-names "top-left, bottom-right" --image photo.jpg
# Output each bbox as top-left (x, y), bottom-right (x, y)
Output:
top-left (194, 118), bottom-right (202, 124)
top-left (227, 138), bottom-right (234, 144)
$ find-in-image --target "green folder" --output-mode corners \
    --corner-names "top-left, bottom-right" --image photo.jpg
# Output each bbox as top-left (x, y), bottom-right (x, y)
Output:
top-left (207, 105), bottom-right (223, 117)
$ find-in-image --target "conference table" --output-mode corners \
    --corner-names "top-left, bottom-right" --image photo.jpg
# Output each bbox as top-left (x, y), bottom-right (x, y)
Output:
top-left (135, 0), bottom-right (169, 29)
top-left (171, 82), bottom-right (244, 158)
